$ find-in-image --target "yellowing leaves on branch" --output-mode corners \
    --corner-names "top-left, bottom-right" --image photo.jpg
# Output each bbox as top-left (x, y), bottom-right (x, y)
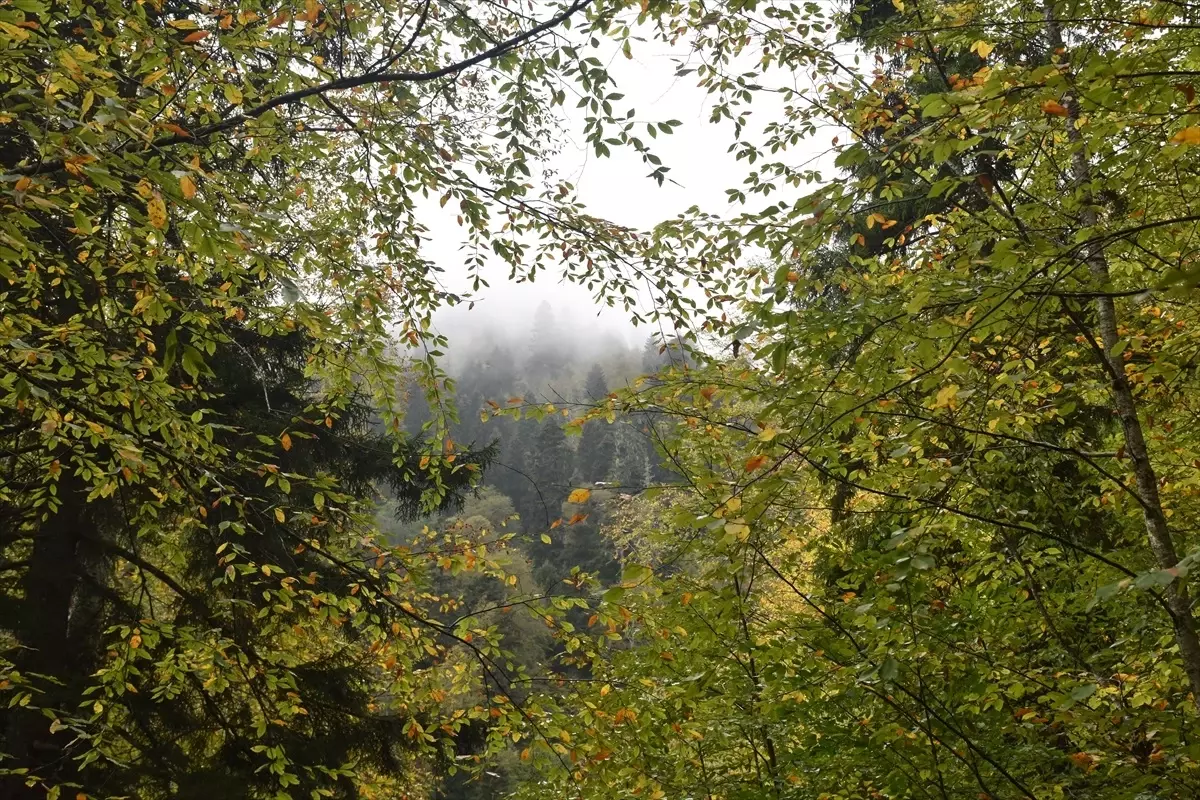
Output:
top-left (0, 0), bottom-right (694, 795)
top-left (8, 0), bottom-right (1200, 798)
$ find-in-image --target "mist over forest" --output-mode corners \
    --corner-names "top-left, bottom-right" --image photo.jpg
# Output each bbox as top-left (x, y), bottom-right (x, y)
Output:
top-left (374, 302), bottom-right (685, 799)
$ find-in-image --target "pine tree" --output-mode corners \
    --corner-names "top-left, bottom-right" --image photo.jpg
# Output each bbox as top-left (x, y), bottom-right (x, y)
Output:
top-left (577, 365), bottom-right (616, 484)
top-left (614, 425), bottom-right (647, 491)
top-left (528, 418), bottom-right (574, 520)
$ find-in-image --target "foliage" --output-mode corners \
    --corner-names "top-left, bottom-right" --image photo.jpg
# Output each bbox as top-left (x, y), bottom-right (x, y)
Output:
top-left (514, 0), bottom-right (1200, 798)
top-left (9, 0), bottom-right (1200, 797)
top-left (0, 0), bottom-right (686, 796)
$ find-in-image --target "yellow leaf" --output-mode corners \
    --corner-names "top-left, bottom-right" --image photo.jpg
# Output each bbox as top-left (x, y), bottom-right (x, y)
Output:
top-left (970, 40), bottom-right (994, 58)
top-left (275, 507), bottom-right (285, 523)
top-left (179, 174), bottom-right (196, 199)
top-left (141, 68), bottom-right (168, 87)
top-left (129, 634), bottom-right (142, 649)
top-left (1170, 127), bottom-right (1200, 145)
top-left (933, 384), bottom-right (960, 410)
top-left (146, 192), bottom-right (167, 229)
top-left (0, 20), bottom-right (31, 40)
top-left (567, 488), bottom-right (591, 504)
top-left (280, 432), bottom-right (292, 451)
top-left (724, 521), bottom-right (751, 541)
top-left (15, 176), bottom-right (31, 192)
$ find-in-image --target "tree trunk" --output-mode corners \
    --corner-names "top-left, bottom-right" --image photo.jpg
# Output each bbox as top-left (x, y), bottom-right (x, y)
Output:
top-left (2, 478), bottom-right (86, 797)
top-left (1042, 0), bottom-right (1200, 707)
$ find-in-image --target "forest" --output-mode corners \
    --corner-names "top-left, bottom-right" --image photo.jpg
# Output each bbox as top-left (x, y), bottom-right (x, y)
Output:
top-left (4, 0), bottom-right (1200, 798)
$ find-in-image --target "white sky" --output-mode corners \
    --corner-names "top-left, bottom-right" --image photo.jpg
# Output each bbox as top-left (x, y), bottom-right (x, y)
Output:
top-left (426, 31), bottom-right (825, 352)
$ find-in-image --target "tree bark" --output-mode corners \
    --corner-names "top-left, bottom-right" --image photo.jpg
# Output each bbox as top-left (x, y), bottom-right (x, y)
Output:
top-left (2, 478), bottom-right (86, 798)
top-left (1042, 1), bottom-right (1200, 707)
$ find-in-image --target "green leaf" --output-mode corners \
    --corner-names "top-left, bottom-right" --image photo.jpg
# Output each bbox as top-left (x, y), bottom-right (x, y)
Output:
top-left (181, 344), bottom-right (205, 380)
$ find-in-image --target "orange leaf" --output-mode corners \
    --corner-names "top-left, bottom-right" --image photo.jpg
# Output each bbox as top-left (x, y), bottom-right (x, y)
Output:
top-left (183, 30), bottom-right (210, 42)
top-left (744, 454), bottom-right (768, 472)
top-left (567, 488), bottom-right (591, 504)
top-left (159, 122), bottom-right (192, 138)
top-left (1041, 100), bottom-right (1069, 117)
top-left (280, 432), bottom-right (292, 451)
top-left (568, 513), bottom-right (588, 525)
top-left (15, 176), bottom-right (31, 192)
top-left (179, 175), bottom-right (196, 199)
top-left (699, 386), bottom-right (716, 401)
top-left (1170, 126), bottom-right (1200, 145)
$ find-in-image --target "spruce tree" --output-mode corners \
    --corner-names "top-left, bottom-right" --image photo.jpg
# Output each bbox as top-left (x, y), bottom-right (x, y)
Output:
top-left (577, 365), bottom-right (616, 484)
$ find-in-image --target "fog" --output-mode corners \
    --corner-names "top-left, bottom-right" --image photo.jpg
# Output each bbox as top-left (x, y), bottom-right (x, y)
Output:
top-left (425, 35), bottom-right (812, 362)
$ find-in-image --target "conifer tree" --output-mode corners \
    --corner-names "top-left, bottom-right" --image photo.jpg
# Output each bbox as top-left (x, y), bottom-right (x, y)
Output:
top-left (577, 365), bottom-right (616, 484)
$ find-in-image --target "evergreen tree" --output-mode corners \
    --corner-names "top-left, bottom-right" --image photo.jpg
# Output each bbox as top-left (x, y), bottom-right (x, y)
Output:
top-left (1, 321), bottom-right (491, 797)
top-left (613, 425), bottom-right (647, 491)
top-left (528, 418), bottom-right (574, 522)
top-left (503, 393), bottom-right (549, 532)
top-left (577, 365), bottom-right (616, 484)
top-left (526, 301), bottom-right (568, 382)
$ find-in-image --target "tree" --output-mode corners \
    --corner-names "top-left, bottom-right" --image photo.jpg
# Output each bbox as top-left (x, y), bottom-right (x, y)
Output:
top-left (2, 319), bottom-right (492, 797)
top-left (528, 417), bottom-right (575, 526)
top-left (512, 0), bottom-right (1200, 798)
top-left (526, 301), bottom-right (569, 383)
top-left (0, 0), bottom-right (691, 795)
top-left (577, 365), bottom-right (616, 484)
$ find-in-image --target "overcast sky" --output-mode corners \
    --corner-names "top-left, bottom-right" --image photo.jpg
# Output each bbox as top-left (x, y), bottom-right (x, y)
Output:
top-left (425, 30), bottom-right (825, 351)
